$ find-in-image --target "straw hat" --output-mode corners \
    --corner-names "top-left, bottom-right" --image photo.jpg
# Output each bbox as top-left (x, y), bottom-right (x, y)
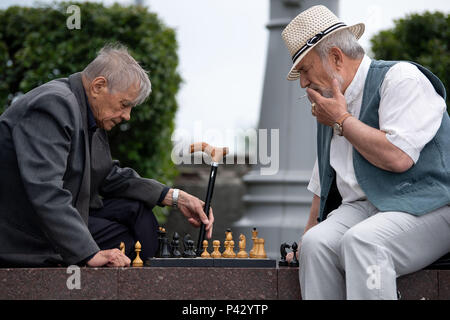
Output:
top-left (282, 5), bottom-right (365, 81)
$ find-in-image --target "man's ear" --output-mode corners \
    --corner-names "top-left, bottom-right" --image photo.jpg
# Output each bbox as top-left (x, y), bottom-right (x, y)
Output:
top-left (329, 47), bottom-right (344, 70)
top-left (90, 76), bottom-right (108, 98)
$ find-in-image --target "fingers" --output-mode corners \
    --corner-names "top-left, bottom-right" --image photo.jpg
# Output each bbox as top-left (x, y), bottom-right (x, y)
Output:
top-left (306, 87), bottom-right (323, 104)
top-left (286, 252), bottom-right (293, 263)
top-left (178, 191), bottom-right (215, 236)
top-left (187, 217), bottom-right (201, 227)
top-left (197, 203), bottom-right (210, 225)
top-left (331, 78), bottom-right (342, 97)
top-left (205, 207), bottom-right (214, 231)
top-left (106, 248), bottom-right (130, 267)
top-left (206, 224), bottom-right (213, 239)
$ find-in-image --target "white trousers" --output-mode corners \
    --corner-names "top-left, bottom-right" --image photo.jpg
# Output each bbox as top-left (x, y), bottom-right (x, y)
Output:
top-left (299, 200), bottom-right (450, 300)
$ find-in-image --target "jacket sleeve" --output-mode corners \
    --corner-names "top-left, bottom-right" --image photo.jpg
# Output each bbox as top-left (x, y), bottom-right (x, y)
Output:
top-left (99, 160), bottom-right (168, 209)
top-left (12, 94), bottom-right (99, 265)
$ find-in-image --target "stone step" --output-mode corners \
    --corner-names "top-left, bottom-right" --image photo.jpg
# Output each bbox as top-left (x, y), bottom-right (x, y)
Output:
top-left (0, 266), bottom-right (448, 300)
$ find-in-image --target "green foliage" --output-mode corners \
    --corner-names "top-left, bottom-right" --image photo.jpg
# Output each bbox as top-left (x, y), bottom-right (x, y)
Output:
top-left (371, 11), bottom-right (449, 111)
top-left (0, 2), bottom-right (182, 222)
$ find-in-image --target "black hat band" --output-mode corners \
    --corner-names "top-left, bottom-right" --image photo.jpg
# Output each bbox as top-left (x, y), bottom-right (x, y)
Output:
top-left (291, 22), bottom-right (347, 63)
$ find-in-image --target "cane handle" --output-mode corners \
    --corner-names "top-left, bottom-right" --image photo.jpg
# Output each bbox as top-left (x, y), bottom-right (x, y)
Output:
top-left (189, 142), bottom-right (229, 163)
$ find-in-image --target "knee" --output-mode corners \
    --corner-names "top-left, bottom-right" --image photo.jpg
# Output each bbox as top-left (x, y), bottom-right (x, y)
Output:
top-left (340, 225), bottom-right (375, 256)
top-left (301, 225), bottom-right (332, 256)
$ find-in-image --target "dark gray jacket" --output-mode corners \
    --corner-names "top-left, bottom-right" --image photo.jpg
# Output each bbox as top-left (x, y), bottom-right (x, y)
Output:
top-left (0, 73), bottom-right (166, 267)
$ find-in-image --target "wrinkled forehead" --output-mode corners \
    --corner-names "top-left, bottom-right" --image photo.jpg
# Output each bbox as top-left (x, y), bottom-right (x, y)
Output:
top-left (111, 82), bottom-right (140, 102)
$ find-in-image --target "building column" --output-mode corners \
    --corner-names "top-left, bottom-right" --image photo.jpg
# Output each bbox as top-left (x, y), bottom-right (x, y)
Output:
top-left (233, 0), bottom-right (340, 259)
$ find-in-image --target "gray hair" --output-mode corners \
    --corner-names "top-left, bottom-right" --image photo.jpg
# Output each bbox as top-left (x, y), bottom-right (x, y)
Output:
top-left (314, 29), bottom-right (365, 61)
top-left (82, 43), bottom-right (151, 106)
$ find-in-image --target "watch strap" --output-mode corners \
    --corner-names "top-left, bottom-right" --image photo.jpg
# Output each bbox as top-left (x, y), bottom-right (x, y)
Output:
top-left (172, 188), bottom-right (180, 208)
top-left (336, 112), bottom-right (352, 125)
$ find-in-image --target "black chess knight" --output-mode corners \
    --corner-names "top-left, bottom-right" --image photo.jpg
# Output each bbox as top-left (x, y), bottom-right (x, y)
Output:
top-left (279, 243), bottom-right (291, 267)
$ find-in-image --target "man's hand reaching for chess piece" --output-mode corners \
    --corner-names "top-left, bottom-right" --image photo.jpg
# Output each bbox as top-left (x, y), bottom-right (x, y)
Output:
top-left (86, 249), bottom-right (131, 267)
top-left (162, 189), bottom-right (215, 239)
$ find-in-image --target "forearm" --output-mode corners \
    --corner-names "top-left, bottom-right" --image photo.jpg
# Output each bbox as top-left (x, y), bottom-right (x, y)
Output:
top-left (342, 116), bottom-right (413, 172)
top-left (303, 194), bottom-right (320, 235)
top-left (100, 161), bottom-right (167, 207)
top-left (161, 188), bottom-right (174, 206)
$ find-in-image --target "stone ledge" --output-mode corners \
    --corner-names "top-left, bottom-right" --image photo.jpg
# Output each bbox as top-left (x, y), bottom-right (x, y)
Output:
top-left (0, 267), bottom-right (448, 300)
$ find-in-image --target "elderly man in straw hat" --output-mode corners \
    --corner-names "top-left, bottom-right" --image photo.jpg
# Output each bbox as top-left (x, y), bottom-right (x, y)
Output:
top-left (0, 43), bottom-right (214, 268)
top-left (282, 5), bottom-right (450, 300)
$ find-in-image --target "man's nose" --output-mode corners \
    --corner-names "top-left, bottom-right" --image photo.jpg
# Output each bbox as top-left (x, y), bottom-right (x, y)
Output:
top-left (122, 110), bottom-right (131, 121)
top-left (299, 76), bottom-right (310, 88)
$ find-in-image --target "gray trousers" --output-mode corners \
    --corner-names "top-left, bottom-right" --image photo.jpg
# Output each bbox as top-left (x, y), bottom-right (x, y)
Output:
top-left (299, 200), bottom-right (450, 300)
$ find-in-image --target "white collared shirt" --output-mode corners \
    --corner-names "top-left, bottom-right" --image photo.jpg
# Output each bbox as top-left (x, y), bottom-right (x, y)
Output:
top-left (307, 55), bottom-right (447, 203)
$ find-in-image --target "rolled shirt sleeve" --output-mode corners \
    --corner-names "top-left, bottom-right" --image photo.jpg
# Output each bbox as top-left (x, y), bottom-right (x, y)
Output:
top-left (307, 159), bottom-right (321, 197)
top-left (379, 62), bottom-right (447, 163)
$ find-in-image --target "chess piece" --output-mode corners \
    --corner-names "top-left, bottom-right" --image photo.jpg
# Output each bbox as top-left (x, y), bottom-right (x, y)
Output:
top-left (160, 236), bottom-right (172, 258)
top-left (225, 228), bottom-right (232, 240)
top-left (156, 227), bottom-right (167, 258)
top-left (289, 242), bottom-right (299, 267)
top-left (188, 240), bottom-right (197, 258)
top-left (171, 232), bottom-right (182, 258)
top-left (222, 238), bottom-right (236, 258)
top-left (183, 239), bottom-right (196, 258)
top-left (254, 238), bottom-right (267, 259)
top-left (183, 234), bottom-right (193, 256)
top-left (237, 234), bottom-right (248, 258)
top-left (229, 240), bottom-right (236, 258)
top-left (132, 241), bottom-right (144, 267)
top-left (249, 227), bottom-right (258, 258)
top-left (222, 229), bottom-right (234, 258)
top-left (201, 240), bottom-right (211, 258)
top-left (223, 229), bottom-right (232, 251)
top-left (119, 242), bottom-right (125, 255)
top-left (211, 240), bottom-right (222, 258)
top-left (279, 243), bottom-right (291, 266)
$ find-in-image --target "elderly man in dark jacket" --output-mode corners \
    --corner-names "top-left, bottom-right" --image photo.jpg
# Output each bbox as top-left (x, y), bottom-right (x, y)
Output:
top-left (0, 44), bottom-right (214, 267)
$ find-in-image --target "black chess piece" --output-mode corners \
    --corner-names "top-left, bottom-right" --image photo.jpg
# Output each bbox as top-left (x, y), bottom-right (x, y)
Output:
top-left (160, 237), bottom-right (171, 258)
top-left (183, 234), bottom-right (193, 257)
top-left (171, 232), bottom-right (182, 258)
top-left (187, 239), bottom-right (197, 258)
top-left (183, 234), bottom-right (191, 251)
top-left (279, 243), bottom-right (291, 267)
top-left (289, 242), bottom-right (299, 267)
top-left (156, 228), bottom-right (166, 258)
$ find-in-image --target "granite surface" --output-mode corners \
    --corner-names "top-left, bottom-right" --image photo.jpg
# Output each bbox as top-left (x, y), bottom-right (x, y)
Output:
top-left (0, 266), bottom-right (448, 300)
top-left (0, 268), bottom-right (118, 300)
top-left (118, 267), bottom-right (278, 300)
top-left (396, 270), bottom-right (438, 300)
top-left (438, 270), bottom-right (450, 300)
top-left (277, 267), bottom-right (301, 300)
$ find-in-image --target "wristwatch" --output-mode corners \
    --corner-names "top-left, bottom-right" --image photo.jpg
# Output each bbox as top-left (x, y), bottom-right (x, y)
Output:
top-left (333, 112), bottom-right (352, 136)
top-left (172, 188), bottom-right (180, 208)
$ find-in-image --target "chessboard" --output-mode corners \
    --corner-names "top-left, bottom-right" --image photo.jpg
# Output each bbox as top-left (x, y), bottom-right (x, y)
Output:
top-left (138, 227), bottom-right (276, 268)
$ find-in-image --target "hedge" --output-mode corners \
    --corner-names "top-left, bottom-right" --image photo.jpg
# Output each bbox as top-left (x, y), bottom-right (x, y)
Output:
top-left (371, 11), bottom-right (449, 111)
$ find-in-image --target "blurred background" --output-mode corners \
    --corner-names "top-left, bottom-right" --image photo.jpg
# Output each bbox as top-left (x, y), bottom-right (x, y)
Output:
top-left (0, 0), bottom-right (448, 258)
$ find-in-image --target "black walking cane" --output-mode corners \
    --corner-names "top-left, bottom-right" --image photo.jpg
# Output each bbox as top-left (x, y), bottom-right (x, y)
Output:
top-left (189, 142), bottom-right (229, 256)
